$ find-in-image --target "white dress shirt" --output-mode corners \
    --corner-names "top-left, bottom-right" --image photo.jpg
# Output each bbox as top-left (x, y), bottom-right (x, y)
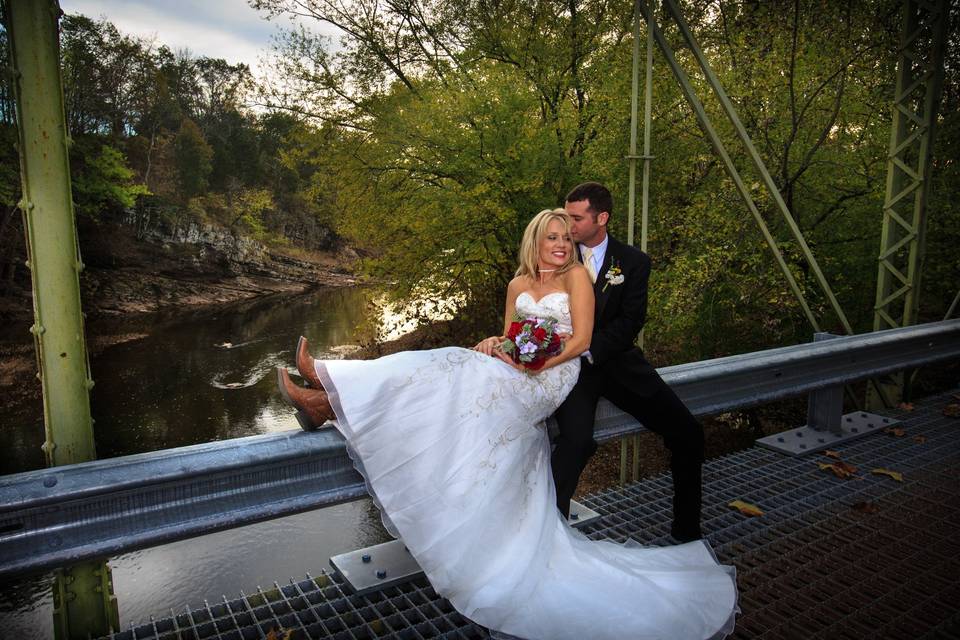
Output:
top-left (578, 234), bottom-right (608, 364)
top-left (579, 234), bottom-right (609, 281)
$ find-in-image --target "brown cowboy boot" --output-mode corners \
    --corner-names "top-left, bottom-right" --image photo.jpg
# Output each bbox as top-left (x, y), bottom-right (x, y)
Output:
top-left (296, 336), bottom-right (323, 389)
top-left (276, 367), bottom-right (335, 431)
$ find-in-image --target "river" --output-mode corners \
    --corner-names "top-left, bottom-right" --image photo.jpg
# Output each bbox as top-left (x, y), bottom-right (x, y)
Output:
top-left (0, 286), bottom-right (399, 637)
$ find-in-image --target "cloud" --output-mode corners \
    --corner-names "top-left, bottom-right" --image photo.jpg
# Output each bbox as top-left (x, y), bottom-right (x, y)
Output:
top-left (59, 0), bottom-right (340, 76)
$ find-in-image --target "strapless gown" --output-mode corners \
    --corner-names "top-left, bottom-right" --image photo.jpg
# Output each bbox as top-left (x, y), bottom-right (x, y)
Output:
top-left (315, 292), bottom-right (738, 639)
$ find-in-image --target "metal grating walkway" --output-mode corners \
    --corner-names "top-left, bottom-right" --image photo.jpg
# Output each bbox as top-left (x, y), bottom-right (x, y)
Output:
top-left (100, 390), bottom-right (960, 640)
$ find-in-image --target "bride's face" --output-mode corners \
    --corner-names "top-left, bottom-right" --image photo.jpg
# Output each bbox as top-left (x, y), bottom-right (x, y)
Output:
top-left (538, 219), bottom-right (573, 271)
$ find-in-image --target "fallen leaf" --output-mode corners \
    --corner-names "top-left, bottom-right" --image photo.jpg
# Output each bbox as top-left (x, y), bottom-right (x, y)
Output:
top-left (818, 461), bottom-right (857, 479)
top-left (898, 402), bottom-right (915, 411)
top-left (871, 468), bottom-right (903, 482)
top-left (884, 427), bottom-right (905, 437)
top-left (852, 501), bottom-right (879, 514)
top-left (913, 435), bottom-right (926, 444)
top-left (823, 450), bottom-right (841, 459)
top-left (943, 404), bottom-right (960, 418)
top-left (728, 500), bottom-right (764, 517)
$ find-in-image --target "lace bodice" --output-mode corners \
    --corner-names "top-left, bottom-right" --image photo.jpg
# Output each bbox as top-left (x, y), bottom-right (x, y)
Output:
top-left (515, 291), bottom-right (573, 335)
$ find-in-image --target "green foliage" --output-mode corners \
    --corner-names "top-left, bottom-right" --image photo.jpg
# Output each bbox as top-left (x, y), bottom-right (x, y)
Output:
top-left (70, 138), bottom-right (149, 218)
top-left (5, 2), bottom-right (958, 358)
top-left (173, 118), bottom-right (213, 200)
top-left (0, 125), bottom-right (19, 208)
top-left (203, 186), bottom-right (274, 237)
top-left (254, 0), bottom-right (958, 360)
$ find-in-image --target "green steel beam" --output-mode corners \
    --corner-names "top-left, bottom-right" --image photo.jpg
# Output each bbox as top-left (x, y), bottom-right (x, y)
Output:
top-left (868, 0), bottom-right (949, 407)
top-left (5, 1), bottom-right (119, 637)
top-left (873, 0), bottom-right (948, 330)
top-left (946, 290), bottom-right (960, 321)
top-left (53, 560), bottom-right (120, 640)
top-left (622, 1), bottom-right (653, 484)
top-left (622, 1), bottom-right (657, 484)
top-left (640, 2), bottom-right (653, 259)
top-left (633, 1), bottom-right (821, 332)
top-left (7, 0), bottom-right (94, 466)
top-left (661, 0), bottom-right (853, 336)
top-left (626, 0), bottom-right (643, 248)
top-left (621, 1), bottom-right (643, 483)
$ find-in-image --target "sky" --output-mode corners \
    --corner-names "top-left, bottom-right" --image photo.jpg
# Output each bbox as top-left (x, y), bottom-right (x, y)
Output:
top-left (58, 0), bottom-right (339, 76)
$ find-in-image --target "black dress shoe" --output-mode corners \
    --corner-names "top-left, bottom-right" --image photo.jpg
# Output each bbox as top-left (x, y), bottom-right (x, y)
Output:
top-left (670, 522), bottom-right (702, 543)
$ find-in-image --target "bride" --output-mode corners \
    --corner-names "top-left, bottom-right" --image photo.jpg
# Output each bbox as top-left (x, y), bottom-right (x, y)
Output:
top-left (276, 208), bottom-right (738, 639)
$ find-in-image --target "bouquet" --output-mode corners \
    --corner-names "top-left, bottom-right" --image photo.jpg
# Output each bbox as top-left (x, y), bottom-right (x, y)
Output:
top-left (500, 316), bottom-right (564, 371)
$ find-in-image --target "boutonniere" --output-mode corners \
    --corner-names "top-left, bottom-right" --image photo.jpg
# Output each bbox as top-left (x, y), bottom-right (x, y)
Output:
top-left (602, 260), bottom-right (624, 292)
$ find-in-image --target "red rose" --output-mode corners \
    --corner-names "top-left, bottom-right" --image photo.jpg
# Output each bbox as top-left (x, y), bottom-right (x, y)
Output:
top-left (507, 321), bottom-right (523, 339)
top-left (526, 356), bottom-right (546, 371)
top-left (533, 327), bottom-right (547, 341)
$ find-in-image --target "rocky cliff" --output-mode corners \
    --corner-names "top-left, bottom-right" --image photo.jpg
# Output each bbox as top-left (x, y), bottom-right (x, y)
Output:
top-left (0, 214), bottom-right (360, 336)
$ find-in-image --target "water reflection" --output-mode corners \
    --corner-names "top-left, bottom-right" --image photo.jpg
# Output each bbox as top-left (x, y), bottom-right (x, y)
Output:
top-left (375, 290), bottom-right (463, 342)
top-left (90, 286), bottom-right (371, 459)
top-left (0, 286), bottom-right (395, 637)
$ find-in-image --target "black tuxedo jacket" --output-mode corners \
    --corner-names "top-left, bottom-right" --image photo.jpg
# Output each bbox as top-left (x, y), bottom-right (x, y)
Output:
top-left (582, 235), bottom-right (660, 395)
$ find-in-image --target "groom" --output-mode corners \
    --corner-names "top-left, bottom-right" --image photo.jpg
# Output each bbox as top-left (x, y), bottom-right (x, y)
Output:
top-left (553, 182), bottom-right (705, 542)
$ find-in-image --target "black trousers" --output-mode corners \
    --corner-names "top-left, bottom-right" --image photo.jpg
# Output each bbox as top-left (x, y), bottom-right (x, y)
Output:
top-left (551, 360), bottom-right (704, 533)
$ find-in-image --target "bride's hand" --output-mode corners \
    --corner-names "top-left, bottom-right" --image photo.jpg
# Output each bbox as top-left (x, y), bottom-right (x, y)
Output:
top-left (473, 336), bottom-right (503, 356)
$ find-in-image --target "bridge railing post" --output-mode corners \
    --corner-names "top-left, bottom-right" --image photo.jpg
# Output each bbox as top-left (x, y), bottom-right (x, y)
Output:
top-left (806, 333), bottom-right (844, 436)
top-left (757, 333), bottom-right (899, 456)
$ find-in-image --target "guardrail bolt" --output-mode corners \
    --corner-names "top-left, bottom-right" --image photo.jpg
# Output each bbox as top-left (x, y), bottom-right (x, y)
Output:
top-left (376, 570), bottom-right (387, 579)
top-left (361, 554), bottom-right (371, 563)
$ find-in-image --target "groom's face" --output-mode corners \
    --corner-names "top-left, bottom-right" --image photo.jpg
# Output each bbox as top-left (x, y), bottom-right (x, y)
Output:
top-left (565, 199), bottom-right (608, 247)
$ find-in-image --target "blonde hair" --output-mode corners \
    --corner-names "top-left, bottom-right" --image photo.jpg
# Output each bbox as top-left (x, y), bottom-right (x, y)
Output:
top-left (515, 208), bottom-right (578, 278)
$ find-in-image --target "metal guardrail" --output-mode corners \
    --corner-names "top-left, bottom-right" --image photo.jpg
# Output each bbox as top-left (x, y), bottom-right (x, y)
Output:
top-left (2, 319), bottom-right (958, 578)
top-left (593, 318), bottom-right (960, 440)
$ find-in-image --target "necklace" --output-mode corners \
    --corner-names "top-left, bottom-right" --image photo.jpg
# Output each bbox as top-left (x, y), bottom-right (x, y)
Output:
top-left (538, 268), bottom-right (558, 273)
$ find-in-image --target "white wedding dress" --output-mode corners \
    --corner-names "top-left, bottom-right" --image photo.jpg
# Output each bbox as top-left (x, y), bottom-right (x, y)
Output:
top-left (315, 292), bottom-right (738, 639)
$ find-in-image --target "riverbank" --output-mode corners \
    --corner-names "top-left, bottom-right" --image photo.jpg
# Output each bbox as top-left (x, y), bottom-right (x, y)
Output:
top-left (0, 218), bottom-right (362, 409)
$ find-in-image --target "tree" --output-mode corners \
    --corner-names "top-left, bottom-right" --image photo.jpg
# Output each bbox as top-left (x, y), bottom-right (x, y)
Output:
top-left (250, 0), bottom-right (958, 359)
top-left (251, 0), bottom-right (631, 327)
top-left (0, 19), bottom-right (14, 126)
top-left (70, 140), bottom-right (149, 218)
top-left (173, 117), bottom-right (213, 200)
